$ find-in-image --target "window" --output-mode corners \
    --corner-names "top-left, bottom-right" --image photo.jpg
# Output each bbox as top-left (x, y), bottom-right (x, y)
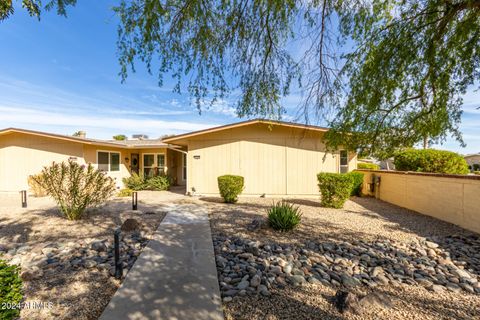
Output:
top-left (143, 154), bottom-right (155, 177)
top-left (97, 151), bottom-right (120, 172)
top-left (183, 153), bottom-right (187, 180)
top-left (340, 150), bottom-right (349, 174)
top-left (157, 154), bottom-right (165, 175)
top-left (143, 153), bottom-right (166, 177)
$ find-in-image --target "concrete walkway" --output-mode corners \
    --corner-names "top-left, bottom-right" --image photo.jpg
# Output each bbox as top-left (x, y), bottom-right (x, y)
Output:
top-left (100, 203), bottom-right (224, 320)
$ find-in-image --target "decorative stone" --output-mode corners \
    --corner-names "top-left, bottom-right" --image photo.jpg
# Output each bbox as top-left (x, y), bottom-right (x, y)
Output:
top-left (121, 219), bottom-right (141, 232)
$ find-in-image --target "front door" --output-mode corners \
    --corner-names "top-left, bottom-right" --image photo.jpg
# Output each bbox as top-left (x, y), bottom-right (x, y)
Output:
top-left (131, 153), bottom-right (139, 175)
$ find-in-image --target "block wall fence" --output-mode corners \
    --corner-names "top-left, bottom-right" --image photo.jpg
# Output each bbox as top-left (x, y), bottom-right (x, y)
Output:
top-left (357, 170), bottom-right (480, 234)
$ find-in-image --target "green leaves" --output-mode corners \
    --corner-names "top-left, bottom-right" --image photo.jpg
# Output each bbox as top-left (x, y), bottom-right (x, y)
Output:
top-left (35, 161), bottom-right (116, 220)
top-left (267, 200), bottom-right (302, 231)
top-left (0, 260), bottom-right (23, 320)
top-left (217, 174), bottom-right (244, 203)
top-left (394, 148), bottom-right (470, 174)
top-left (317, 172), bottom-right (354, 208)
top-left (329, 0), bottom-right (478, 157)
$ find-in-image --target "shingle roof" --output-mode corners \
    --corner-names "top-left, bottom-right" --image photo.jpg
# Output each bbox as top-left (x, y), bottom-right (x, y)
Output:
top-left (0, 128), bottom-right (169, 148)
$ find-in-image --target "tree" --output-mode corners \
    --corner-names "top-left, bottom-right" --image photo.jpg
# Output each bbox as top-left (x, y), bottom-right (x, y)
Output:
top-left (0, 0), bottom-right (76, 20)
top-left (4, 1), bottom-right (480, 157)
top-left (326, 0), bottom-right (479, 158)
top-left (112, 134), bottom-right (127, 140)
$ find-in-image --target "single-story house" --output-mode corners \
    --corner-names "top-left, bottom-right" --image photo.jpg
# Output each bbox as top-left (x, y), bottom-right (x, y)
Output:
top-left (0, 119), bottom-right (357, 196)
top-left (464, 153), bottom-right (480, 170)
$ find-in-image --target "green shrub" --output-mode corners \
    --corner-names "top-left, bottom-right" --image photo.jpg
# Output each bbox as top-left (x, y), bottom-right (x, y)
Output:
top-left (34, 161), bottom-right (116, 220)
top-left (348, 172), bottom-right (364, 196)
top-left (267, 201), bottom-right (302, 231)
top-left (122, 173), bottom-right (146, 191)
top-left (217, 175), bottom-right (244, 203)
top-left (27, 174), bottom-right (47, 197)
top-left (145, 175), bottom-right (171, 191)
top-left (357, 163), bottom-right (380, 170)
top-left (473, 164), bottom-right (480, 171)
top-left (123, 173), bottom-right (171, 191)
top-left (117, 188), bottom-right (133, 197)
top-left (394, 149), bottom-right (469, 174)
top-left (0, 260), bottom-right (23, 320)
top-left (474, 171), bottom-right (480, 175)
top-left (317, 173), bottom-right (354, 208)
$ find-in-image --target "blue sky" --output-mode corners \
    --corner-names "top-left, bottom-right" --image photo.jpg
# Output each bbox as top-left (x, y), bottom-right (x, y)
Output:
top-left (1, 2), bottom-right (479, 154)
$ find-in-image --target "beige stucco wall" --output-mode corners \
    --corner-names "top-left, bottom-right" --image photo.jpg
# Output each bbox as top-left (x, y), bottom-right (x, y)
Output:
top-left (185, 123), bottom-right (357, 196)
top-left (0, 132), bottom-right (180, 192)
top-left (0, 132), bottom-right (85, 191)
top-left (359, 170), bottom-right (480, 234)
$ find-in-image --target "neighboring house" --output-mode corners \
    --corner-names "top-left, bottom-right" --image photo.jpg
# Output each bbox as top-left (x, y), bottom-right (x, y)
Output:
top-left (464, 153), bottom-right (480, 170)
top-left (0, 119), bottom-right (357, 196)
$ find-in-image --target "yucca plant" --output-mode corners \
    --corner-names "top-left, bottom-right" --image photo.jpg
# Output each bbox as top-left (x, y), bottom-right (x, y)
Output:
top-left (267, 200), bottom-right (302, 231)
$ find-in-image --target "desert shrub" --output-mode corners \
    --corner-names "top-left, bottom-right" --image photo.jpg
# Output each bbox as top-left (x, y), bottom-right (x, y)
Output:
top-left (357, 163), bottom-right (380, 170)
top-left (122, 173), bottom-right (146, 191)
top-left (217, 175), bottom-right (244, 203)
top-left (348, 172), bottom-right (364, 196)
top-left (0, 260), bottom-right (23, 320)
top-left (145, 175), bottom-right (171, 191)
top-left (317, 173), bottom-right (354, 208)
top-left (27, 174), bottom-right (47, 197)
top-left (117, 188), bottom-right (133, 197)
top-left (474, 171), bottom-right (480, 175)
top-left (267, 201), bottom-right (302, 231)
top-left (394, 149), bottom-right (469, 174)
top-left (34, 161), bottom-right (116, 220)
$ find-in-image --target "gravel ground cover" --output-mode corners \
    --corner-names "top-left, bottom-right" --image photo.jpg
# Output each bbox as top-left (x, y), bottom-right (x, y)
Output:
top-left (205, 196), bottom-right (480, 320)
top-left (0, 190), bottom-right (184, 320)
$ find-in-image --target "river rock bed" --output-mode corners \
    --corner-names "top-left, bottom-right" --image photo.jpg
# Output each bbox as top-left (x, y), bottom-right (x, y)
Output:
top-left (1, 232), bottom-right (150, 281)
top-left (213, 234), bottom-right (480, 300)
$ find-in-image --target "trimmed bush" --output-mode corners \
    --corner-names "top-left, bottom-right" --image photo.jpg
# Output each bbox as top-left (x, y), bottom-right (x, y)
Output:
top-left (0, 260), bottom-right (23, 320)
top-left (117, 188), bottom-right (133, 197)
top-left (267, 201), bottom-right (302, 231)
top-left (348, 172), bottom-right (364, 196)
top-left (28, 174), bottom-right (47, 197)
top-left (217, 175), bottom-right (244, 203)
top-left (357, 163), bottom-right (380, 170)
top-left (394, 149), bottom-right (469, 174)
top-left (122, 173), bottom-right (146, 191)
top-left (34, 161), bottom-right (116, 220)
top-left (317, 173), bottom-right (354, 208)
top-left (473, 164), bottom-right (480, 171)
top-left (145, 175), bottom-right (171, 191)
top-left (123, 173), bottom-right (171, 191)
top-left (474, 171), bottom-right (480, 175)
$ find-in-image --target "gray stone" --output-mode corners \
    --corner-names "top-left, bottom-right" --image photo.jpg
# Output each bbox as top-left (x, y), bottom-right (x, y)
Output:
top-left (446, 282), bottom-right (461, 293)
top-left (91, 241), bottom-right (107, 252)
top-left (237, 280), bottom-right (250, 290)
top-left (250, 274), bottom-right (261, 287)
top-left (429, 285), bottom-right (445, 293)
top-left (341, 274), bottom-right (361, 288)
top-left (289, 275), bottom-right (307, 286)
top-left (223, 296), bottom-right (233, 303)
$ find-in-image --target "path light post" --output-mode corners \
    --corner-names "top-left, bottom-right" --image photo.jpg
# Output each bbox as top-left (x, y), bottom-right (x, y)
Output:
top-left (114, 228), bottom-right (123, 279)
top-left (132, 191), bottom-right (138, 210)
top-left (20, 190), bottom-right (27, 208)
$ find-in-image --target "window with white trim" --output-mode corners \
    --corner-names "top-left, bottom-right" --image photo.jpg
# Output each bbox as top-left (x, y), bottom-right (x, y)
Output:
top-left (340, 150), bottom-right (349, 174)
top-left (183, 153), bottom-right (187, 180)
top-left (143, 153), bottom-right (165, 177)
top-left (97, 151), bottom-right (120, 172)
